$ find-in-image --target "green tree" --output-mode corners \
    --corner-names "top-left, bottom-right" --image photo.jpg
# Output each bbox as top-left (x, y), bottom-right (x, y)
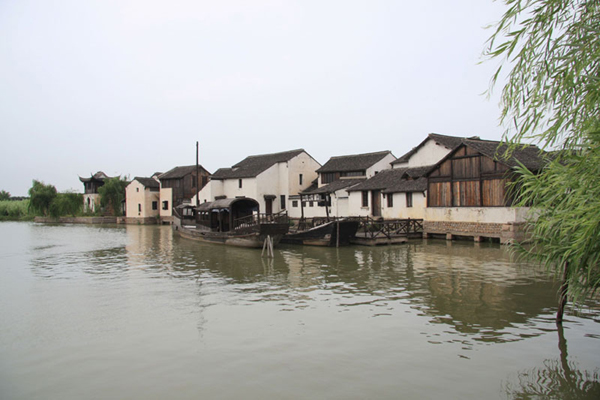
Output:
top-left (0, 190), bottom-right (10, 201)
top-left (486, 0), bottom-right (600, 323)
top-left (49, 191), bottom-right (83, 218)
top-left (98, 176), bottom-right (128, 216)
top-left (28, 180), bottom-right (57, 216)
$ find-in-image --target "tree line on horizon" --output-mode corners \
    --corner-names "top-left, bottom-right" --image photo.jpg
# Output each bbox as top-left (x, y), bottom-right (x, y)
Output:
top-left (0, 176), bottom-right (128, 220)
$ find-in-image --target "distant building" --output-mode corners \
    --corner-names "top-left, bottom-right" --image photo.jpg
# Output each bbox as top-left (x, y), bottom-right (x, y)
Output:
top-left (79, 171), bottom-right (111, 213)
top-left (124, 175), bottom-right (161, 224)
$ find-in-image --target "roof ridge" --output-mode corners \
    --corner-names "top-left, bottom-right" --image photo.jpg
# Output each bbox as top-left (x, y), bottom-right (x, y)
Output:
top-left (327, 150), bottom-right (391, 159)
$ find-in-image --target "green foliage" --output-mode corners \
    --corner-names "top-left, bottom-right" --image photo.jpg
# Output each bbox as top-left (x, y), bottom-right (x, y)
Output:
top-left (512, 135), bottom-right (600, 302)
top-left (486, 0), bottom-right (600, 313)
top-left (0, 200), bottom-right (29, 219)
top-left (28, 180), bottom-right (57, 216)
top-left (98, 176), bottom-right (128, 216)
top-left (486, 0), bottom-right (600, 150)
top-left (0, 190), bottom-right (10, 201)
top-left (49, 191), bottom-right (83, 218)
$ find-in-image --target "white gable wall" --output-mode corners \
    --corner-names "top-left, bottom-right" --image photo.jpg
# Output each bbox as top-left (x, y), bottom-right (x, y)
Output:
top-left (393, 139), bottom-right (454, 169)
top-left (366, 153), bottom-right (396, 176)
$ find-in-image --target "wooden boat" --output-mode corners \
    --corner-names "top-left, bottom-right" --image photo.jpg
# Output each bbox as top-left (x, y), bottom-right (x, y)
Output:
top-left (281, 218), bottom-right (359, 246)
top-left (173, 197), bottom-right (289, 248)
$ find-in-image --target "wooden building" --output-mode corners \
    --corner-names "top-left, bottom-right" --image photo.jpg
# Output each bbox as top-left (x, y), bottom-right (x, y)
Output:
top-left (158, 165), bottom-right (210, 221)
top-left (423, 139), bottom-right (546, 243)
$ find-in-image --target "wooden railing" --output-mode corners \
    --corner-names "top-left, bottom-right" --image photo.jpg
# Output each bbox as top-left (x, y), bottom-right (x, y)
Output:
top-left (233, 211), bottom-right (288, 230)
top-left (296, 216), bottom-right (345, 231)
top-left (353, 216), bottom-right (423, 239)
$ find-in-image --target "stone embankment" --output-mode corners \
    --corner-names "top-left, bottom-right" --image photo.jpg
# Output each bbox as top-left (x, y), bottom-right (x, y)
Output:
top-left (34, 216), bottom-right (117, 224)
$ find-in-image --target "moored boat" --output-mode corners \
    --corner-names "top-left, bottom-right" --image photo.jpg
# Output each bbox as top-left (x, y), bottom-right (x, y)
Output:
top-left (173, 197), bottom-right (289, 248)
top-left (281, 218), bottom-right (359, 246)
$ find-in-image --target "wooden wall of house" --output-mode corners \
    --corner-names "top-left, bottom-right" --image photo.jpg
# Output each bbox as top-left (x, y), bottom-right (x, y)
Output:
top-left (161, 170), bottom-right (210, 207)
top-left (428, 146), bottom-right (511, 207)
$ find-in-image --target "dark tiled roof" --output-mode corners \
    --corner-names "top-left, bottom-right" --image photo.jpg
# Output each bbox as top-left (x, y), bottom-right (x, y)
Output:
top-left (383, 177), bottom-right (428, 194)
top-left (79, 171), bottom-right (110, 183)
top-left (316, 151), bottom-right (394, 173)
top-left (404, 165), bottom-right (434, 179)
top-left (392, 133), bottom-right (467, 165)
top-left (211, 149), bottom-right (307, 179)
top-left (346, 169), bottom-right (405, 192)
top-left (159, 165), bottom-right (209, 180)
top-left (133, 177), bottom-right (160, 189)
top-left (302, 178), bottom-right (366, 195)
top-left (346, 165), bottom-right (433, 193)
top-left (462, 139), bottom-right (546, 171)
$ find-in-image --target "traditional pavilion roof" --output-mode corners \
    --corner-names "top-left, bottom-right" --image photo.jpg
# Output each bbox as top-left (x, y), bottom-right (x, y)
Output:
top-left (316, 151), bottom-right (394, 173)
top-left (392, 133), bottom-right (468, 165)
top-left (301, 178), bottom-right (366, 195)
top-left (159, 165), bottom-right (209, 180)
top-left (211, 149), bottom-right (309, 180)
top-left (79, 171), bottom-right (111, 183)
top-left (133, 177), bottom-right (160, 189)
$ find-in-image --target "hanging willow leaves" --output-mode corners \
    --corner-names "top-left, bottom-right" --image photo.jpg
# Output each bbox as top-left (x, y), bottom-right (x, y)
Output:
top-left (485, 0), bottom-right (600, 321)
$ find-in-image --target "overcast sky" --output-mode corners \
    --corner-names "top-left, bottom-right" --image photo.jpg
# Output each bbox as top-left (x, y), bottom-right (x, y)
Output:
top-left (0, 0), bottom-right (508, 196)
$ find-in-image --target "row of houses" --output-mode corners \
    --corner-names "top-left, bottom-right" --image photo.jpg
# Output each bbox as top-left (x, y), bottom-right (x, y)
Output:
top-left (81, 133), bottom-right (546, 244)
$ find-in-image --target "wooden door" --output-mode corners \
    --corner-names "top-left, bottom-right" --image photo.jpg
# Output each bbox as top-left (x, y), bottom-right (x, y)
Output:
top-left (371, 190), bottom-right (381, 217)
top-left (265, 198), bottom-right (273, 215)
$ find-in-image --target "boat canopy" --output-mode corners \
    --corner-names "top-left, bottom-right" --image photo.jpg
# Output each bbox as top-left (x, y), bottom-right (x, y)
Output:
top-left (195, 197), bottom-right (260, 232)
top-left (195, 197), bottom-right (259, 212)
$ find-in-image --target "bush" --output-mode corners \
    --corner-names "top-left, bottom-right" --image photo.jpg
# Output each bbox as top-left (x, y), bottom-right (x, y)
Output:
top-left (0, 200), bottom-right (29, 219)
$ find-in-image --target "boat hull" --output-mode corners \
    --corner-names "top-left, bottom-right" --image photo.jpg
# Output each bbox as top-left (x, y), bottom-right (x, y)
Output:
top-left (281, 220), bottom-right (359, 246)
top-left (174, 218), bottom-right (288, 248)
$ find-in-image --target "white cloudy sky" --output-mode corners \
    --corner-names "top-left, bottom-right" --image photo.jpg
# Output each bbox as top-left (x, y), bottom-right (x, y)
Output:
top-left (0, 0), bottom-right (509, 196)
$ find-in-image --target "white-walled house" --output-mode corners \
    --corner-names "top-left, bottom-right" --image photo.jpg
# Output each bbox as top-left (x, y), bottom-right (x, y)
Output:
top-left (124, 176), bottom-right (161, 224)
top-left (193, 149), bottom-right (320, 216)
top-left (347, 166), bottom-right (430, 219)
top-left (292, 151), bottom-right (396, 219)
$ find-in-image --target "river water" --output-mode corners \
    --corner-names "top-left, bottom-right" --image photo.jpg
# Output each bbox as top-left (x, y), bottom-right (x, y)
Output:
top-left (1, 222), bottom-right (599, 399)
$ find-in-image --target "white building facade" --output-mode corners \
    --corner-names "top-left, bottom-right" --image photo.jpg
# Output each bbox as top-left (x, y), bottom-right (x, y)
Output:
top-left (193, 149), bottom-right (320, 217)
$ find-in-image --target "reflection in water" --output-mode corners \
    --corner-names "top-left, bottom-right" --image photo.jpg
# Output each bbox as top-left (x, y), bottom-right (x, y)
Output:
top-left (26, 224), bottom-right (598, 349)
top-left (5, 223), bottom-right (599, 399)
top-left (504, 325), bottom-right (600, 399)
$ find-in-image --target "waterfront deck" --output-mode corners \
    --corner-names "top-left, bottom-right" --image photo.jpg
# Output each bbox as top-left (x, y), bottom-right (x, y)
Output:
top-left (351, 217), bottom-right (423, 246)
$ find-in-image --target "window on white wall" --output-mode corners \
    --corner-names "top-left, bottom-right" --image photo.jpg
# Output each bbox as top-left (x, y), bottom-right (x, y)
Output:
top-left (406, 192), bottom-right (413, 208)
